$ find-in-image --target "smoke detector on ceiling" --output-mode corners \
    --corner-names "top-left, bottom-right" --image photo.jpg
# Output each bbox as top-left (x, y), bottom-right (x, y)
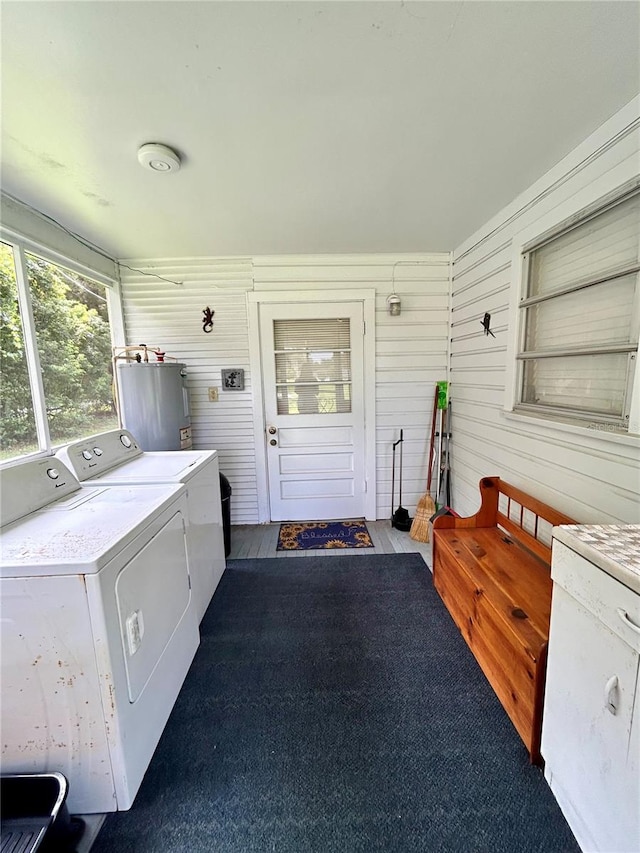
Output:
top-left (137, 143), bottom-right (181, 173)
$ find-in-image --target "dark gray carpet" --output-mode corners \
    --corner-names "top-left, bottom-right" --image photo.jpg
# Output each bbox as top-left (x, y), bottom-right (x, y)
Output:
top-left (91, 554), bottom-right (579, 852)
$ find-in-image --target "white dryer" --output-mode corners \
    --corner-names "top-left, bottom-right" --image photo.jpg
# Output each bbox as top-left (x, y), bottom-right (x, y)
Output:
top-left (57, 429), bottom-right (225, 623)
top-left (0, 458), bottom-right (200, 815)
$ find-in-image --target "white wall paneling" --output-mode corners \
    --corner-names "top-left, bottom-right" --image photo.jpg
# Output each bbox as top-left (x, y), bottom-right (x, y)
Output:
top-left (119, 253), bottom-right (450, 525)
top-left (450, 97), bottom-right (640, 523)
top-left (118, 258), bottom-right (258, 524)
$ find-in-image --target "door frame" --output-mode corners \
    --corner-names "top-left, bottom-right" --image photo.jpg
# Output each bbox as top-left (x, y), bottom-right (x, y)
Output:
top-left (247, 289), bottom-right (377, 523)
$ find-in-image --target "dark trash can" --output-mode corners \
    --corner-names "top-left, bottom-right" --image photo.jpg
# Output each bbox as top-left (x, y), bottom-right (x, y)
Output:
top-left (219, 473), bottom-right (232, 558)
top-left (0, 772), bottom-right (84, 852)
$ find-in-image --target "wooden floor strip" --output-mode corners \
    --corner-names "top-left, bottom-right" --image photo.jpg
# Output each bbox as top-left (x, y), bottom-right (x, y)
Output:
top-left (228, 521), bottom-right (432, 568)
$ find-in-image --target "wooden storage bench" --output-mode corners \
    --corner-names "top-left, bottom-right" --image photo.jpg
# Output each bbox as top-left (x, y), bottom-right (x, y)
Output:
top-left (432, 477), bottom-right (575, 763)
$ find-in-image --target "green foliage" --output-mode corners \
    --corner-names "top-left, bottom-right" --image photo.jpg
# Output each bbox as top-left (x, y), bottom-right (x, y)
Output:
top-left (0, 247), bottom-right (37, 449)
top-left (0, 246), bottom-right (115, 452)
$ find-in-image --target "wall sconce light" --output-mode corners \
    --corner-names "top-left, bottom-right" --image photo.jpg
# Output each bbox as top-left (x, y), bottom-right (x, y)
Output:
top-left (388, 260), bottom-right (403, 316)
top-left (387, 293), bottom-right (401, 316)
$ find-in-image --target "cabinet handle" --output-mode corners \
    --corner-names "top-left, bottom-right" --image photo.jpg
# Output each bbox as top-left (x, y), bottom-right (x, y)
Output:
top-left (604, 675), bottom-right (619, 715)
top-left (616, 608), bottom-right (640, 636)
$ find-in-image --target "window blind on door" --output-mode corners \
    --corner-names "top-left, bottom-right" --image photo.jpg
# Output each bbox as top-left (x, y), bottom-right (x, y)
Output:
top-left (273, 318), bottom-right (352, 416)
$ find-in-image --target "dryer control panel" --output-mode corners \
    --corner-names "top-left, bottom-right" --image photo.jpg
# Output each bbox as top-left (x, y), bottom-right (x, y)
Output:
top-left (0, 458), bottom-right (81, 527)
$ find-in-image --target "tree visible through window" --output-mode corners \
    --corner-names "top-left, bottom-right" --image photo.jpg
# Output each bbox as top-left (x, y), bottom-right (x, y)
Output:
top-left (0, 243), bottom-right (118, 460)
top-left (0, 243), bottom-right (38, 456)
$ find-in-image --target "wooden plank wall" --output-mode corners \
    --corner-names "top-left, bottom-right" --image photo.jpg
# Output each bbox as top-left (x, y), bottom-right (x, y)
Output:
top-left (449, 99), bottom-right (640, 523)
top-left (119, 253), bottom-right (450, 524)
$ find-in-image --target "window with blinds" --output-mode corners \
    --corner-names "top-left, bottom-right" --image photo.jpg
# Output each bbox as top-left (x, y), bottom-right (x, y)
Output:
top-left (273, 318), bottom-right (352, 416)
top-left (517, 187), bottom-right (640, 429)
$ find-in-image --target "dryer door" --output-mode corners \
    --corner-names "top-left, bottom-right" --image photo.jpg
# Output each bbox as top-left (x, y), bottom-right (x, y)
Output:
top-left (115, 510), bottom-right (192, 702)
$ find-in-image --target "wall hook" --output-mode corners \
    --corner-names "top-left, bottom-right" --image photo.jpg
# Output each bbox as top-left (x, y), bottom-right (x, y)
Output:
top-left (481, 312), bottom-right (495, 338)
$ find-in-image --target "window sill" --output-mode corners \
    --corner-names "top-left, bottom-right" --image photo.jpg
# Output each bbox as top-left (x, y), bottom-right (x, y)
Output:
top-left (0, 449), bottom-right (53, 470)
top-left (501, 409), bottom-right (639, 448)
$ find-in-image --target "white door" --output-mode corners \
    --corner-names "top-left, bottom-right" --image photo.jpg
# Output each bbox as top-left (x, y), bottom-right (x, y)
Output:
top-left (259, 301), bottom-right (366, 522)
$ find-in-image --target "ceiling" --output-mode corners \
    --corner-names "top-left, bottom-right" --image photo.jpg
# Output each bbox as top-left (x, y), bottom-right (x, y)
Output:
top-left (1, 1), bottom-right (638, 260)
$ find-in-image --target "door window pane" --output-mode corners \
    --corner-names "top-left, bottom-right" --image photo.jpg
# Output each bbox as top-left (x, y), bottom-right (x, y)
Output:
top-left (0, 243), bottom-right (38, 459)
top-left (273, 318), bottom-right (352, 415)
top-left (26, 253), bottom-right (118, 445)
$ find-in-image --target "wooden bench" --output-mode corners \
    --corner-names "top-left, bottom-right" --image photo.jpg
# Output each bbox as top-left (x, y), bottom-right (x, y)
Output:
top-left (432, 477), bottom-right (575, 763)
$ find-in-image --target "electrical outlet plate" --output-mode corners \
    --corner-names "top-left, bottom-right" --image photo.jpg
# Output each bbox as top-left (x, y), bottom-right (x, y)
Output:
top-left (208, 387), bottom-right (219, 402)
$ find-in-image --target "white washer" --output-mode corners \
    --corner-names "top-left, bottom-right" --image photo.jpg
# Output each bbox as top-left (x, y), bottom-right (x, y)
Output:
top-left (57, 429), bottom-right (225, 623)
top-left (0, 458), bottom-right (200, 815)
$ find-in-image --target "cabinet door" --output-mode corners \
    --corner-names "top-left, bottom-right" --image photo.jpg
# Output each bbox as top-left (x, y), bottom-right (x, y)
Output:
top-left (542, 585), bottom-right (640, 852)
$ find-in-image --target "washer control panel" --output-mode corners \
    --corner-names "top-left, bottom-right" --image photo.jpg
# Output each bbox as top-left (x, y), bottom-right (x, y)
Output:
top-left (56, 429), bottom-right (142, 481)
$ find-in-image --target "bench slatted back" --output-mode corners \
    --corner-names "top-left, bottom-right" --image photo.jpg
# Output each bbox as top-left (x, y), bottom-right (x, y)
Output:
top-left (497, 480), bottom-right (575, 565)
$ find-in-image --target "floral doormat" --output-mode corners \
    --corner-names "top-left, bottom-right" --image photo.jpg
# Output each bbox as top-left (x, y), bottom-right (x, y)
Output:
top-left (277, 520), bottom-right (374, 551)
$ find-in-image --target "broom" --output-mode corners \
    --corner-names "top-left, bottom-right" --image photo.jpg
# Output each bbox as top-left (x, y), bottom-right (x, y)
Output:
top-left (410, 386), bottom-right (439, 542)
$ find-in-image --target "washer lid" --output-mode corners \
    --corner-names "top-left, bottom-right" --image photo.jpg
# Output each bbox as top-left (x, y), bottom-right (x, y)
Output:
top-left (86, 450), bottom-right (217, 485)
top-left (0, 482), bottom-right (187, 576)
top-left (57, 430), bottom-right (217, 483)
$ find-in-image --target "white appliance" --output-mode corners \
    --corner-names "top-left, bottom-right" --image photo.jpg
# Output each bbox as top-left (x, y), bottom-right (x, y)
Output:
top-left (0, 458), bottom-right (200, 815)
top-left (57, 429), bottom-right (225, 623)
top-left (116, 361), bottom-right (192, 451)
top-left (542, 525), bottom-right (640, 853)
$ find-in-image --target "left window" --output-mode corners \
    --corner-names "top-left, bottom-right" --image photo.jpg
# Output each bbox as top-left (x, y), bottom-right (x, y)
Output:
top-left (1, 241), bottom-right (118, 462)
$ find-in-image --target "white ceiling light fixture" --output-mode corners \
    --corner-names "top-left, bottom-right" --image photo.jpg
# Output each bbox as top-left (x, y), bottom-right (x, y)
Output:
top-left (137, 143), bottom-right (181, 173)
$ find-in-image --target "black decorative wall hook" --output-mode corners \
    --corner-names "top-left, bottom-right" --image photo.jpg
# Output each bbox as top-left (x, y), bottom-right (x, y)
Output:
top-left (481, 312), bottom-right (495, 338)
top-left (202, 307), bottom-right (215, 333)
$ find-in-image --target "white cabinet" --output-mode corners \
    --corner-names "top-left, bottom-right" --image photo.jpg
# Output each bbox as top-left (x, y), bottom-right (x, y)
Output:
top-left (542, 536), bottom-right (640, 853)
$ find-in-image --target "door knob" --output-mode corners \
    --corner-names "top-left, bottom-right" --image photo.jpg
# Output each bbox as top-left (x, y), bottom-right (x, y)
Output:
top-left (268, 426), bottom-right (277, 435)
top-left (269, 438), bottom-right (277, 446)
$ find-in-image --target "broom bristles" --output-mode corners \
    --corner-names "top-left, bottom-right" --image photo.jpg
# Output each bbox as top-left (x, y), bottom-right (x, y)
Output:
top-left (410, 494), bottom-right (435, 542)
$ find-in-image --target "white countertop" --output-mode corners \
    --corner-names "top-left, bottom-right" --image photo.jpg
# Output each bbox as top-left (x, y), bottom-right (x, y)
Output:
top-left (553, 524), bottom-right (640, 595)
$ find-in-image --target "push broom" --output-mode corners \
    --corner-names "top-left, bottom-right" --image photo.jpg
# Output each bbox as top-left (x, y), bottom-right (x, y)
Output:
top-left (409, 384), bottom-right (440, 542)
